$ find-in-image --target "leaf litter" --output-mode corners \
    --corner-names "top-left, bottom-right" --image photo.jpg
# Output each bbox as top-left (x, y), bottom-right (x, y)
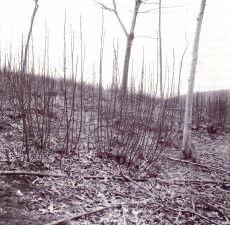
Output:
top-left (0, 108), bottom-right (229, 225)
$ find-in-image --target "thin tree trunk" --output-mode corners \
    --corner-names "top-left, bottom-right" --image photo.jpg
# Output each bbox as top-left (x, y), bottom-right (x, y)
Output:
top-left (96, 0), bottom-right (142, 96)
top-left (158, 0), bottom-right (163, 99)
top-left (121, 34), bottom-right (134, 95)
top-left (178, 38), bottom-right (189, 126)
top-left (19, 0), bottom-right (39, 162)
top-left (182, 0), bottom-right (207, 159)
top-left (121, 0), bottom-right (141, 95)
top-left (22, 0), bottom-right (39, 73)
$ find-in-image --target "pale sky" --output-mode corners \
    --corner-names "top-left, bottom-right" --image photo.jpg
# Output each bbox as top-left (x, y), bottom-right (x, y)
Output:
top-left (0, 0), bottom-right (229, 93)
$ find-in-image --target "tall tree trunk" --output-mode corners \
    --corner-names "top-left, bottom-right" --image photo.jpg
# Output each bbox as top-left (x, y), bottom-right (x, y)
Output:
top-left (22, 0), bottom-right (39, 73)
top-left (19, 0), bottom-right (39, 162)
top-left (121, 33), bottom-right (134, 95)
top-left (96, 0), bottom-right (142, 96)
top-left (158, 0), bottom-right (163, 99)
top-left (121, 0), bottom-right (141, 95)
top-left (182, 0), bottom-right (207, 159)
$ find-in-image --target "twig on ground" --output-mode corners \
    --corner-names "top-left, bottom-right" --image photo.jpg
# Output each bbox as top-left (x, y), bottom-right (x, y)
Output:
top-left (165, 206), bottom-right (220, 225)
top-left (0, 170), bottom-right (65, 177)
top-left (167, 157), bottom-right (229, 174)
top-left (45, 205), bottom-right (119, 225)
top-left (79, 175), bottom-right (149, 182)
top-left (202, 201), bottom-right (230, 223)
top-left (156, 178), bottom-right (230, 186)
top-left (112, 191), bottom-right (142, 200)
top-left (0, 160), bottom-right (11, 164)
top-left (45, 200), bottom-right (158, 225)
top-left (83, 175), bottom-right (106, 180)
top-left (121, 172), bottom-right (155, 198)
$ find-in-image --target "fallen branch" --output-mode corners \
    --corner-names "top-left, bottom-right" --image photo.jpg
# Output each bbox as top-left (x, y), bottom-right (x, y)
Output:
top-left (121, 172), bottom-right (155, 199)
top-left (83, 175), bottom-right (106, 180)
top-left (112, 191), bottom-right (142, 200)
top-left (45, 200), bottom-right (157, 225)
top-left (0, 160), bottom-right (11, 164)
top-left (45, 205), bottom-right (120, 225)
top-left (0, 170), bottom-right (65, 177)
top-left (119, 173), bottom-right (226, 225)
top-left (80, 175), bottom-right (148, 182)
top-left (167, 157), bottom-right (229, 174)
top-left (156, 178), bottom-right (230, 186)
top-left (115, 176), bottom-right (149, 182)
top-left (199, 200), bottom-right (230, 223)
top-left (165, 206), bottom-right (220, 225)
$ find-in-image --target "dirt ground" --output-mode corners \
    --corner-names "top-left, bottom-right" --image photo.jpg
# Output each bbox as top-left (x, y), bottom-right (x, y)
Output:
top-left (0, 127), bottom-right (229, 225)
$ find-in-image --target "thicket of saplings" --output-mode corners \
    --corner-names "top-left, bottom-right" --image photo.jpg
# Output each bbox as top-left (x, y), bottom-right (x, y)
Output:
top-left (0, 61), bottom-right (229, 175)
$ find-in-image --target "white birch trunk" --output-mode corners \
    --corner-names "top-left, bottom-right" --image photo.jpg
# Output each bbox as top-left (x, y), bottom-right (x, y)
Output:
top-left (182, 0), bottom-right (207, 159)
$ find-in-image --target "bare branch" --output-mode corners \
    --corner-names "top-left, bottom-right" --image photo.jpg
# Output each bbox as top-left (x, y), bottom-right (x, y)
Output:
top-left (134, 35), bottom-right (158, 40)
top-left (138, 5), bottom-right (184, 14)
top-left (112, 0), bottom-right (117, 11)
top-left (95, 0), bottom-right (128, 36)
top-left (141, 1), bottom-right (158, 5)
top-left (95, 0), bottom-right (114, 12)
top-left (112, 0), bottom-right (129, 36)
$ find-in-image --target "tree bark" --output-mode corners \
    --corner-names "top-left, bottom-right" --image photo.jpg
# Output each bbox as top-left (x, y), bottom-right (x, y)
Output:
top-left (121, 0), bottom-right (141, 95)
top-left (182, 0), bottom-right (206, 159)
top-left (121, 33), bottom-right (134, 95)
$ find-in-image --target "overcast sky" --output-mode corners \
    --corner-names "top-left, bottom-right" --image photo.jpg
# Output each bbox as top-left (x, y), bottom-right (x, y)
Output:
top-left (0, 0), bottom-right (229, 93)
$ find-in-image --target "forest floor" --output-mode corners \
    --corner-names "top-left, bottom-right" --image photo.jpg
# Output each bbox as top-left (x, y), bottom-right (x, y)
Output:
top-left (0, 107), bottom-right (229, 225)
